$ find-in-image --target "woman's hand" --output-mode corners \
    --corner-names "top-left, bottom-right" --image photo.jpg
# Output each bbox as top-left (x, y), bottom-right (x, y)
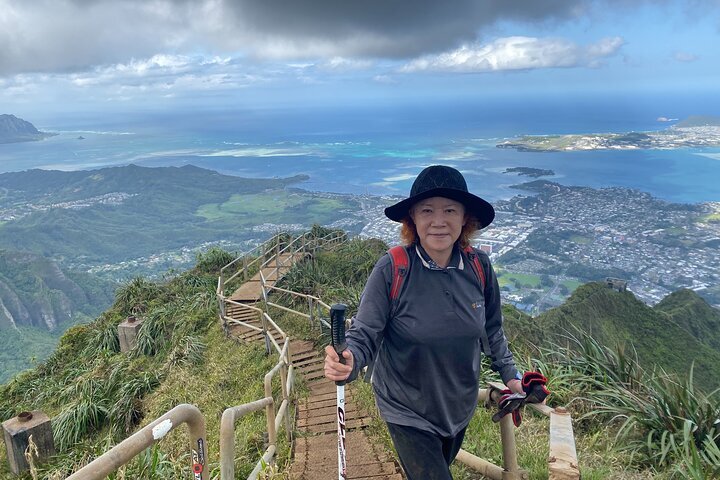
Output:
top-left (506, 378), bottom-right (523, 395)
top-left (324, 345), bottom-right (354, 382)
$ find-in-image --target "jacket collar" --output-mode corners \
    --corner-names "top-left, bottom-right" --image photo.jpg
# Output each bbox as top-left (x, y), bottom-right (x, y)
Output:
top-left (414, 242), bottom-right (464, 271)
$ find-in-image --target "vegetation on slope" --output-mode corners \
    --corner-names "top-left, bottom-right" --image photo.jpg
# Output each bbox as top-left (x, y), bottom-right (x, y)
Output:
top-left (531, 282), bottom-right (720, 388)
top-left (0, 165), bottom-right (360, 268)
top-left (1, 232), bottom-right (719, 479)
top-left (0, 247), bottom-right (289, 479)
top-left (0, 250), bottom-right (116, 382)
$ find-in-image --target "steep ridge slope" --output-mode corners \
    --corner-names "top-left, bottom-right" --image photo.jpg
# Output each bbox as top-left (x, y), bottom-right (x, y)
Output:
top-left (533, 282), bottom-right (720, 384)
top-left (0, 249), bottom-right (115, 382)
top-left (653, 288), bottom-right (720, 350)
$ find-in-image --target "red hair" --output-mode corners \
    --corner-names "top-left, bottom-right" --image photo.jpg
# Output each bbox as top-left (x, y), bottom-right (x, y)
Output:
top-left (399, 215), bottom-right (480, 249)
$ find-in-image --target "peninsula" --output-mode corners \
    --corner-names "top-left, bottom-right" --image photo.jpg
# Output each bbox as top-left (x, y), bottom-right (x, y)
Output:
top-left (0, 114), bottom-right (55, 144)
top-left (497, 115), bottom-right (720, 152)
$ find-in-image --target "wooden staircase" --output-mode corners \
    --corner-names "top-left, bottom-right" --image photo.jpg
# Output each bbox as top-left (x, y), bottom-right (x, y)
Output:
top-left (230, 252), bottom-right (307, 303)
top-left (222, 249), bottom-right (403, 479)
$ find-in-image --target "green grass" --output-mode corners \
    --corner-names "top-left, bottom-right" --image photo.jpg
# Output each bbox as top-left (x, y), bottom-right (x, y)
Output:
top-left (570, 235), bottom-right (593, 244)
top-left (196, 191), bottom-right (349, 225)
top-left (561, 279), bottom-right (583, 291)
top-left (3, 235), bottom-right (719, 479)
top-left (697, 213), bottom-right (720, 223)
top-left (497, 271), bottom-right (542, 289)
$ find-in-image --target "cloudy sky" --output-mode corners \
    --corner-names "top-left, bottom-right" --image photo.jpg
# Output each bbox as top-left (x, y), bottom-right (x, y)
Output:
top-left (1, 0), bottom-right (719, 115)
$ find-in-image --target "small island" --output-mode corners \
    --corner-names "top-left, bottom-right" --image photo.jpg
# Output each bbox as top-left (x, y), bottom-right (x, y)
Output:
top-left (0, 114), bottom-right (56, 144)
top-left (503, 167), bottom-right (555, 178)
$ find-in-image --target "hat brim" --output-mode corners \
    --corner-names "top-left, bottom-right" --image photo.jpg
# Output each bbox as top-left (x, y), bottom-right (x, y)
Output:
top-left (384, 188), bottom-right (495, 228)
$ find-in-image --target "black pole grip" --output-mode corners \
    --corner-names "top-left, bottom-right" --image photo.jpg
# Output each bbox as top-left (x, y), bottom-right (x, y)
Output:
top-left (331, 304), bottom-right (348, 386)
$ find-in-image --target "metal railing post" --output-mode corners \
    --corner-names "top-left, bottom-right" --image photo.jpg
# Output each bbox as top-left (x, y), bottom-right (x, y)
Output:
top-left (260, 275), bottom-right (272, 356)
top-left (308, 297), bottom-right (314, 328)
top-left (264, 373), bottom-right (278, 449)
top-left (499, 415), bottom-right (522, 479)
top-left (219, 297), bottom-right (228, 336)
top-left (279, 361), bottom-right (291, 442)
top-left (220, 397), bottom-right (274, 480)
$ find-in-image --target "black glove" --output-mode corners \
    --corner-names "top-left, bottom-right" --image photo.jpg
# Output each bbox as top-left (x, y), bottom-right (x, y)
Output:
top-left (522, 371), bottom-right (550, 404)
top-left (492, 389), bottom-right (526, 427)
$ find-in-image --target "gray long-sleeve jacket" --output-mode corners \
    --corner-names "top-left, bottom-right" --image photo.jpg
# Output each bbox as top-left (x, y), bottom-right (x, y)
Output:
top-left (345, 243), bottom-right (519, 437)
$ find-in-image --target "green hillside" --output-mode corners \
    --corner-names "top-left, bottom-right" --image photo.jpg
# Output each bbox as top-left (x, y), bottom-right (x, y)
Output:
top-left (1, 235), bottom-right (719, 479)
top-left (0, 250), bottom-right (116, 383)
top-left (0, 165), bottom-right (360, 268)
top-left (654, 288), bottom-right (720, 350)
top-left (531, 282), bottom-right (720, 386)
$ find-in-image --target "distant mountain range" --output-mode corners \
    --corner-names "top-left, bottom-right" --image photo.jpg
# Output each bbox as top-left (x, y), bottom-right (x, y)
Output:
top-left (0, 164), bottom-right (340, 271)
top-left (505, 282), bottom-right (720, 387)
top-left (0, 114), bottom-right (54, 144)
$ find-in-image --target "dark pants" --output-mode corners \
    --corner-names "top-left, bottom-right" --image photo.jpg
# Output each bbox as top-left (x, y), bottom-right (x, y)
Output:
top-left (386, 422), bottom-right (467, 480)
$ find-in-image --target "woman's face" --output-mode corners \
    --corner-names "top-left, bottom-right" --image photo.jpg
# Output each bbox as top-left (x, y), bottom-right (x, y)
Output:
top-left (410, 196), bottom-right (466, 263)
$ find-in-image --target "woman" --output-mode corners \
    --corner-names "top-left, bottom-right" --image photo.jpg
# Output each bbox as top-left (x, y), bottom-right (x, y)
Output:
top-left (324, 165), bottom-right (523, 480)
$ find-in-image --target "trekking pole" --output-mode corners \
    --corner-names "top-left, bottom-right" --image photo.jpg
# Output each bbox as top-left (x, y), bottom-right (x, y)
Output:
top-left (331, 303), bottom-right (348, 480)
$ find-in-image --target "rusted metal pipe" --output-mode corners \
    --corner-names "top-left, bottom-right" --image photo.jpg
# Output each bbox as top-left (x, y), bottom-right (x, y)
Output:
top-left (456, 449), bottom-right (504, 480)
top-left (248, 445), bottom-right (276, 480)
top-left (67, 404), bottom-right (208, 480)
top-left (264, 362), bottom-right (283, 446)
top-left (499, 413), bottom-right (521, 476)
top-left (220, 397), bottom-right (273, 480)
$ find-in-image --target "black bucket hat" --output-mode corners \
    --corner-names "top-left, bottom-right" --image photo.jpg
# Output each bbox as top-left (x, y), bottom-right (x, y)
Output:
top-left (384, 165), bottom-right (495, 228)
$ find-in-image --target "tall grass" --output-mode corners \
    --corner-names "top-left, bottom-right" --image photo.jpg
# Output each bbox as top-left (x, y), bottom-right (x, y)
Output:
top-left (541, 328), bottom-right (720, 474)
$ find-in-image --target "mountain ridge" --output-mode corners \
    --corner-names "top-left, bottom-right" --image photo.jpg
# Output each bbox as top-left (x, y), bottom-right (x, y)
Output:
top-left (0, 114), bottom-right (54, 144)
top-left (519, 282), bottom-right (720, 385)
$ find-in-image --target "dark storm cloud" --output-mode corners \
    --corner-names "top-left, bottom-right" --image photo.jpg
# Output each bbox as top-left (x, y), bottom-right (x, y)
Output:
top-left (226, 0), bottom-right (588, 58)
top-left (0, 0), bottom-right (594, 76)
top-left (7, 0), bottom-right (717, 76)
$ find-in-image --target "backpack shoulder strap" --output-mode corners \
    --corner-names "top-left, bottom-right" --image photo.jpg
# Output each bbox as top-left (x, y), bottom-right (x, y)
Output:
top-left (364, 245), bottom-right (409, 384)
top-left (388, 245), bottom-right (410, 304)
top-left (463, 245), bottom-right (487, 291)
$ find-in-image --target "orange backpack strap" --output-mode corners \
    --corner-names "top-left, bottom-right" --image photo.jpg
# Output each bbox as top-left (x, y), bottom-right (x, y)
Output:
top-left (463, 245), bottom-right (486, 291)
top-left (388, 245), bottom-right (410, 302)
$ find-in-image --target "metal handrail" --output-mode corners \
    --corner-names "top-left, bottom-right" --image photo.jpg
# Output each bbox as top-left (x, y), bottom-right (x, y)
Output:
top-left (67, 404), bottom-right (208, 480)
top-left (453, 382), bottom-right (579, 480)
top-left (218, 341), bottom-right (294, 479)
top-left (220, 397), bottom-right (274, 480)
top-left (212, 229), bottom-right (347, 477)
top-left (218, 233), bottom-right (284, 295)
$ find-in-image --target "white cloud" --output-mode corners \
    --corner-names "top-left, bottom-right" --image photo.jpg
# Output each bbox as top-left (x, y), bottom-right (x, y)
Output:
top-left (373, 75), bottom-right (398, 84)
top-left (673, 51), bottom-right (699, 62)
top-left (320, 57), bottom-right (374, 71)
top-left (401, 36), bottom-right (625, 73)
top-left (383, 173), bottom-right (417, 182)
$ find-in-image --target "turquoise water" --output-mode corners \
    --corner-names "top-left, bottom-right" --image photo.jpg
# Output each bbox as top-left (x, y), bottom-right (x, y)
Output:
top-left (2, 98), bottom-right (720, 204)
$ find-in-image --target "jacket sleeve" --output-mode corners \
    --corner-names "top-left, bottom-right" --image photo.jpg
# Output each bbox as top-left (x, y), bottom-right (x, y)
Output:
top-left (480, 252), bottom-right (520, 384)
top-left (344, 255), bottom-right (392, 382)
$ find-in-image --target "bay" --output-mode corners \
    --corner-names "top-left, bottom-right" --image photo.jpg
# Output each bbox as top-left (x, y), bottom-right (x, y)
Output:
top-left (2, 96), bottom-right (720, 204)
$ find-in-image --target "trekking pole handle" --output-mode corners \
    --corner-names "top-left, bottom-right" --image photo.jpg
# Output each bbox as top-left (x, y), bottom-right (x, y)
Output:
top-left (330, 304), bottom-right (348, 386)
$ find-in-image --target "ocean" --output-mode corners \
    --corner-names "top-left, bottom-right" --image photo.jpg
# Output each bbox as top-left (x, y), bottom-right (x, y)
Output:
top-left (3, 94), bottom-right (720, 204)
